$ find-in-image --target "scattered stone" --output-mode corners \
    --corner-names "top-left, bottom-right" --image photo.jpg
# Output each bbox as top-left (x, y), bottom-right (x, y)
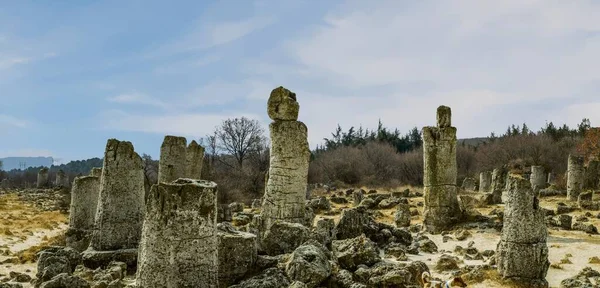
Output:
top-left (455, 229), bottom-right (472, 241)
top-left (285, 243), bottom-right (331, 288)
top-left (394, 203), bottom-right (411, 227)
top-left (262, 221), bottom-right (310, 256)
top-left (462, 177), bottom-right (477, 191)
top-left (436, 254), bottom-right (460, 272)
top-left (217, 222), bottom-right (258, 287)
top-left (558, 214), bottom-right (573, 230)
top-left (332, 235), bottom-right (381, 271)
top-left (229, 267), bottom-right (290, 288)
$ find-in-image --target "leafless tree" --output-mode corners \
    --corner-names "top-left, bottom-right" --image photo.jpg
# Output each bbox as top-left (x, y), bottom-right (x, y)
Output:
top-left (141, 153), bottom-right (158, 196)
top-left (215, 117), bottom-right (265, 168)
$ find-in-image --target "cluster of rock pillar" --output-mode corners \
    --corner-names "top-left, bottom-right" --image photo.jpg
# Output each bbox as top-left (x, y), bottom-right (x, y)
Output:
top-left (158, 136), bottom-right (205, 183)
top-left (260, 86), bottom-right (311, 228)
top-left (83, 139), bottom-right (146, 262)
top-left (496, 174), bottom-right (549, 287)
top-left (422, 106), bottom-right (462, 233)
top-left (137, 179), bottom-right (218, 287)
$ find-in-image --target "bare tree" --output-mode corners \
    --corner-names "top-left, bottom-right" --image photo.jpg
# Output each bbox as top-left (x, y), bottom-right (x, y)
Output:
top-left (215, 117), bottom-right (265, 168)
top-left (141, 153), bottom-right (158, 196)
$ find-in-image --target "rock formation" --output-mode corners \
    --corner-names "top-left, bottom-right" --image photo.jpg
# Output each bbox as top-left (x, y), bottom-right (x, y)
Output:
top-left (84, 139), bottom-right (145, 265)
top-left (66, 175), bottom-right (101, 251)
top-left (491, 166), bottom-right (508, 204)
top-left (55, 169), bottom-right (69, 187)
top-left (90, 167), bottom-right (102, 178)
top-left (137, 179), bottom-right (218, 288)
top-left (37, 167), bottom-right (49, 188)
top-left (261, 87), bottom-right (310, 227)
top-left (584, 159), bottom-right (599, 190)
top-left (496, 174), bottom-right (549, 287)
top-left (567, 155), bottom-right (585, 201)
top-left (479, 171), bottom-right (492, 193)
top-left (158, 136), bottom-right (205, 183)
top-left (461, 177), bottom-right (476, 191)
top-left (530, 166), bottom-right (546, 192)
top-left (422, 105), bottom-right (462, 233)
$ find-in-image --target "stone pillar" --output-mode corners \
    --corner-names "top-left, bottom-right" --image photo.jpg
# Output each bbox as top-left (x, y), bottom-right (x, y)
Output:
top-left (90, 167), bottom-right (102, 178)
top-left (496, 174), bottom-right (549, 287)
top-left (530, 166), bottom-right (546, 192)
top-left (567, 155), bottom-right (585, 201)
top-left (66, 175), bottom-right (101, 251)
top-left (584, 159), bottom-right (599, 190)
top-left (461, 177), bottom-right (476, 191)
top-left (87, 139), bottom-right (145, 252)
top-left (479, 171), bottom-right (492, 193)
top-left (491, 167), bottom-right (508, 204)
top-left (547, 173), bottom-right (555, 186)
top-left (37, 167), bottom-right (49, 188)
top-left (261, 87), bottom-right (310, 227)
top-left (137, 179), bottom-right (218, 287)
top-left (55, 169), bottom-right (69, 187)
top-left (186, 140), bottom-right (205, 180)
top-left (422, 105), bottom-right (461, 233)
top-left (158, 135), bottom-right (187, 183)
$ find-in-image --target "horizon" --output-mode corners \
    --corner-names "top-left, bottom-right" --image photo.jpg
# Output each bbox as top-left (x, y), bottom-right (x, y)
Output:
top-left (1, 1), bottom-right (600, 163)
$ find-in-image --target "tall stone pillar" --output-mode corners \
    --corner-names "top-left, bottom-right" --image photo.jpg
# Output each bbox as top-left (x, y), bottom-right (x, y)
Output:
top-left (37, 167), bottom-right (49, 188)
top-left (137, 179), bottom-right (218, 288)
top-left (530, 166), bottom-right (546, 192)
top-left (567, 155), bottom-right (585, 201)
top-left (83, 139), bottom-right (145, 268)
top-left (422, 106), bottom-right (461, 233)
top-left (584, 159), bottom-right (599, 190)
top-left (479, 171), bottom-right (492, 193)
top-left (491, 167), bottom-right (508, 204)
top-left (186, 140), bottom-right (205, 180)
top-left (261, 87), bottom-right (310, 227)
top-left (496, 174), bottom-right (549, 287)
top-left (66, 175), bottom-right (101, 251)
top-left (55, 169), bottom-right (69, 187)
top-left (158, 136), bottom-right (188, 183)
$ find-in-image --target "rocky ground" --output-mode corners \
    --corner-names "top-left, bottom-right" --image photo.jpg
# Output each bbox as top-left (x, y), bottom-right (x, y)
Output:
top-left (0, 186), bottom-right (599, 287)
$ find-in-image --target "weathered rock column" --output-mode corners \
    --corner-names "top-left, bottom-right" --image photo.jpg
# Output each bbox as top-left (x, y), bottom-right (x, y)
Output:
top-left (479, 171), bottom-right (492, 193)
top-left (584, 159), bottom-right (599, 191)
top-left (158, 135), bottom-right (188, 183)
top-left (496, 174), bottom-right (549, 287)
top-left (261, 87), bottom-right (310, 227)
top-left (530, 166), bottom-right (546, 192)
top-left (137, 179), bottom-right (218, 288)
top-left (567, 155), bottom-right (585, 201)
top-left (84, 139), bottom-right (145, 267)
top-left (37, 167), bottom-right (49, 188)
top-left (66, 175), bottom-right (101, 251)
top-left (186, 140), bottom-right (205, 180)
top-left (55, 169), bottom-right (69, 187)
top-left (491, 167), bottom-right (508, 204)
top-left (461, 177), bottom-right (476, 191)
top-left (422, 106), bottom-right (462, 233)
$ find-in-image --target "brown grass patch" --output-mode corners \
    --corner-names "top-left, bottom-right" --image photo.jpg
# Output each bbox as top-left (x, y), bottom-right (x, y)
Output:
top-left (15, 233), bottom-right (66, 264)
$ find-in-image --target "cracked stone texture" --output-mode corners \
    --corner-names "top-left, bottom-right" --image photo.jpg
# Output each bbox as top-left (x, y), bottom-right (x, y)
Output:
top-left (267, 86), bottom-right (299, 121)
top-left (567, 154), bottom-right (585, 201)
top-left (137, 179), bottom-right (218, 288)
top-left (89, 139), bottom-right (145, 251)
top-left (218, 222), bottom-right (258, 288)
top-left (55, 169), bottom-right (69, 187)
top-left (186, 140), bottom-right (205, 180)
top-left (496, 174), bottom-right (549, 286)
top-left (422, 106), bottom-right (461, 233)
top-left (491, 167), bottom-right (508, 204)
top-left (261, 120), bottom-right (310, 227)
top-left (530, 166), bottom-right (547, 192)
top-left (158, 135), bottom-right (188, 183)
top-left (37, 167), bottom-right (50, 188)
top-left (584, 159), bottom-right (599, 190)
top-left (461, 177), bottom-right (476, 191)
top-left (90, 167), bottom-right (102, 178)
top-left (479, 171), bottom-right (492, 193)
top-left (67, 175), bottom-right (101, 251)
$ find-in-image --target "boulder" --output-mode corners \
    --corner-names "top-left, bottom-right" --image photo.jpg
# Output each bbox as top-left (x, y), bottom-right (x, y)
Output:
top-left (262, 222), bottom-right (310, 256)
top-left (332, 235), bottom-right (381, 271)
top-left (218, 223), bottom-right (258, 287)
top-left (285, 244), bottom-right (331, 288)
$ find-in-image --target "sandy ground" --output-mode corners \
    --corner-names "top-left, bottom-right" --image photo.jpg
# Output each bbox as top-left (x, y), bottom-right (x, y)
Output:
top-left (0, 192), bottom-right (68, 286)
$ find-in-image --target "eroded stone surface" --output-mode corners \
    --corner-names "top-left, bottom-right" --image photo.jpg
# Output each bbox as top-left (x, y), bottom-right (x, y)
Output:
top-left (491, 167), bottom-right (508, 204)
top-left (584, 160), bottom-right (599, 190)
top-left (218, 222), bottom-right (258, 287)
top-left (567, 155), bottom-right (585, 201)
top-left (137, 179), bottom-right (218, 288)
top-left (186, 140), bottom-right (205, 180)
top-left (158, 135), bottom-right (188, 183)
top-left (496, 174), bottom-right (549, 287)
top-left (267, 86), bottom-right (299, 121)
top-left (462, 177), bottom-right (476, 191)
top-left (55, 169), bottom-right (69, 187)
top-left (530, 166), bottom-right (547, 192)
top-left (37, 167), bottom-right (49, 188)
top-left (89, 139), bottom-right (145, 251)
top-left (90, 167), bottom-right (102, 178)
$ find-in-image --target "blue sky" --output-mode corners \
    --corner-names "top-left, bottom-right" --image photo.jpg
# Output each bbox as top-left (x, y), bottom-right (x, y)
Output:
top-left (1, 0), bottom-right (599, 163)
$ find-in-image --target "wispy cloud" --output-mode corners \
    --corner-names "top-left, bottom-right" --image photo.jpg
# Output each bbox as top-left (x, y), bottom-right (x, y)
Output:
top-left (107, 92), bottom-right (169, 109)
top-left (0, 56), bottom-right (31, 70)
top-left (0, 114), bottom-right (29, 128)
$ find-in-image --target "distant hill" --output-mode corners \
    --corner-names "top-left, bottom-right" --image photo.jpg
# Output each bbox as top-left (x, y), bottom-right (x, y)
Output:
top-left (458, 137), bottom-right (490, 146)
top-left (0, 157), bottom-right (54, 171)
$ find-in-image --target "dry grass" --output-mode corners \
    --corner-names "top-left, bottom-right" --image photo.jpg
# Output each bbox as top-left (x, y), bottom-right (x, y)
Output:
top-left (15, 233), bottom-right (66, 264)
top-left (0, 194), bottom-right (67, 237)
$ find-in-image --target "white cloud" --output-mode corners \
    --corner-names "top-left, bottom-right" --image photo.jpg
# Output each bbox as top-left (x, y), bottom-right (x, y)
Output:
top-left (107, 92), bottom-right (168, 109)
top-left (0, 114), bottom-right (29, 128)
top-left (0, 56), bottom-right (31, 70)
